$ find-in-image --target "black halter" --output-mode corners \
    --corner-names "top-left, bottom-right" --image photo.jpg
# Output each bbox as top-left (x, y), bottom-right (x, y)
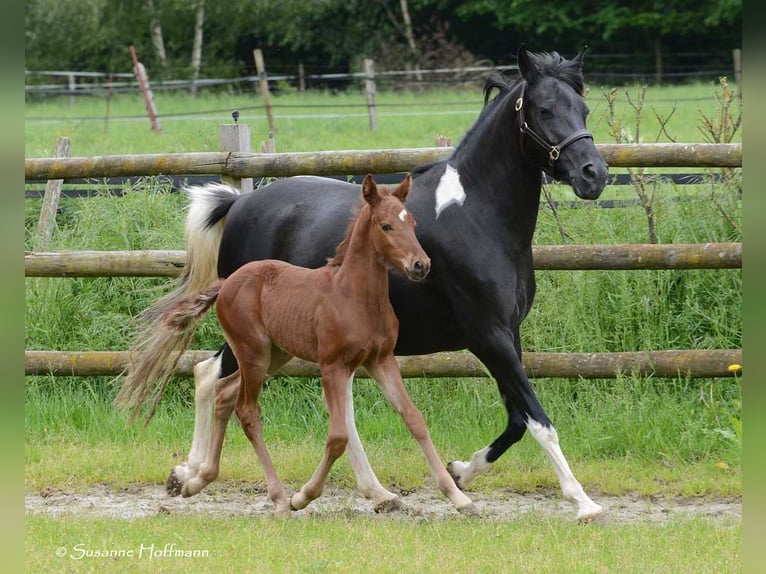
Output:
top-left (515, 81), bottom-right (593, 175)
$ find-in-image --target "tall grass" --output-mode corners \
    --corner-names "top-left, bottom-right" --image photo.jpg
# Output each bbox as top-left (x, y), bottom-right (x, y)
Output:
top-left (24, 82), bottom-right (741, 496)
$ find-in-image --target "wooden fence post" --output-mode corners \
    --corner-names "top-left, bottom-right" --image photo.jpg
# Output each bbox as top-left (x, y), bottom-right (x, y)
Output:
top-left (253, 49), bottom-right (276, 133)
top-left (298, 63), bottom-right (306, 92)
top-left (219, 119), bottom-right (253, 193)
top-left (129, 45), bottom-right (161, 133)
top-left (35, 136), bottom-right (71, 250)
top-left (732, 48), bottom-right (742, 96)
top-left (363, 59), bottom-right (378, 130)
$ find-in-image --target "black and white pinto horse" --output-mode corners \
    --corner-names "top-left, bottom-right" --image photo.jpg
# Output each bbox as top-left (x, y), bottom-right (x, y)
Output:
top-left (118, 47), bottom-right (608, 521)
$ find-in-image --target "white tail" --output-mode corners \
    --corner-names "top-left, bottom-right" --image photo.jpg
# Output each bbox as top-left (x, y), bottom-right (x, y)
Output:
top-left (115, 183), bottom-right (241, 420)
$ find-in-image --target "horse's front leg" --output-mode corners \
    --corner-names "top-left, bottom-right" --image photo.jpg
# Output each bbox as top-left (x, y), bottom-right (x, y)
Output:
top-left (367, 355), bottom-right (476, 515)
top-left (290, 363), bottom-right (351, 511)
top-left (451, 327), bottom-right (602, 522)
top-left (167, 350), bottom-right (228, 496)
top-left (344, 374), bottom-right (403, 512)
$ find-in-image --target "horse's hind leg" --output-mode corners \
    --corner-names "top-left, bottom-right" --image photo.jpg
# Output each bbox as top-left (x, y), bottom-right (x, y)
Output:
top-left (167, 349), bottom-right (231, 496)
top-left (290, 363), bottom-right (350, 511)
top-left (367, 356), bottom-right (476, 514)
top-left (180, 369), bottom-right (240, 497)
top-left (344, 374), bottom-right (402, 512)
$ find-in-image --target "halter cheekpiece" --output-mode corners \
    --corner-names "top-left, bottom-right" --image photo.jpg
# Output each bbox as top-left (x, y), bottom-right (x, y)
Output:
top-left (515, 81), bottom-right (593, 174)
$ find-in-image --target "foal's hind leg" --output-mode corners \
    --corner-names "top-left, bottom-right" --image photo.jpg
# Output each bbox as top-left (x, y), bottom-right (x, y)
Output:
top-left (290, 363), bottom-right (351, 511)
top-left (235, 341), bottom-right (292, 516)
top-left (367, 356), bottom-right (476, 514)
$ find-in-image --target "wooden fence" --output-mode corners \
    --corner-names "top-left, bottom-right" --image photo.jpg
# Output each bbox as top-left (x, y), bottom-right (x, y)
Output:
top-left (24, 141), bottom-right (742, 380)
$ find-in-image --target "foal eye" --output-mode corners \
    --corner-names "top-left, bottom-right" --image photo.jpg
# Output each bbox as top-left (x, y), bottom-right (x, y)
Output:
top-left (381, 223), bottom-right (393, 232)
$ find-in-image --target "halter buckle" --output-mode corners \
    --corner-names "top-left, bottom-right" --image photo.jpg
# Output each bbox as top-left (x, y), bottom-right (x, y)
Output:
top-left (515, 97), bottom-right (523, 111)
top-left (549, 147), bottom-right (560, 161)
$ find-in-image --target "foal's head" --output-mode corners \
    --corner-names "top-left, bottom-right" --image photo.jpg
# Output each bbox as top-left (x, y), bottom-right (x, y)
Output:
top-left (361, 173), bottom-right (430, 282)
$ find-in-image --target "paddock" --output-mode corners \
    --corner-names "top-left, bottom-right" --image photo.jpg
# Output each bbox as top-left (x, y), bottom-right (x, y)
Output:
top-left (25, 142), bottom-right (742, 381)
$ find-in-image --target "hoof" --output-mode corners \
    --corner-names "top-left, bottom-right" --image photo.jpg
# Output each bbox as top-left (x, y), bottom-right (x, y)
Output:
top-left (457, 502), bottom-right (479, 516)
top-left (165, 470), bottom-right (183, 497)
top-left (577, 505), bottom-right (605, 524)
top-left (446, 461), bottom-right (467, 490)
top-left (373, 496), bottom-right (404, 514)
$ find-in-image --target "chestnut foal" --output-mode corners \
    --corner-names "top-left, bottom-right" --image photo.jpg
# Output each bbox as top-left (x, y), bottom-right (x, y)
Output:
top-left (163, 174), bottom-right (476, 515)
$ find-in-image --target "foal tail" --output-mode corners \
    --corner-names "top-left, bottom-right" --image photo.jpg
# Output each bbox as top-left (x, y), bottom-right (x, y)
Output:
top-left (115, 281), bottom-right (224, 422)
top-left (115, 182), bottom-right (240, 421)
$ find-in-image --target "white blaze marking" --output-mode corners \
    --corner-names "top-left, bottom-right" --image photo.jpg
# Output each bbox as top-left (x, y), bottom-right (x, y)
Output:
top-left (434, 164), bottom-right (466, 218)
top-left (398, 209), bottom-right (408, 222)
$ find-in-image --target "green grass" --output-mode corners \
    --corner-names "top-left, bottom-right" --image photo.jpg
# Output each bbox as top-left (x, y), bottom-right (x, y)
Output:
top-left (24, 80), bottom-right (740, 158)
top-left (26, 514), bottom-right (741, 574)
top-left (24, 82), bottom-right (741, 571)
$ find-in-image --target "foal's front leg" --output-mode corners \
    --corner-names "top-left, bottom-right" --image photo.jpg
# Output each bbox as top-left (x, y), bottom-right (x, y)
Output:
top-left (367, 355), bottom-right (476, 514)
top-left (289, 364), bottom-right (351, 511)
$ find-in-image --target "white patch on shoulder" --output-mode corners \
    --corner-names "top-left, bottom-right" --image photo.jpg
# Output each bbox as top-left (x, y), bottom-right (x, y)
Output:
top-left (434, 164), bottom-right (466, 218)
top-left (398, 208), bottom-right (408, 222)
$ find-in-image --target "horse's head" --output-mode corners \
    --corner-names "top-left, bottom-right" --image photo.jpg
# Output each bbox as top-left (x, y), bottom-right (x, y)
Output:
top-left (514, 46), bottom-right (608, 200)
top-left (362, 174), bottom-right (431, 282)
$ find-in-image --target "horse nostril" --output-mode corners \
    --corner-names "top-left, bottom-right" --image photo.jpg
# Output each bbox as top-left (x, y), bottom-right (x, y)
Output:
top-left (413, 260), bottom-right (424, 273)
top-left (582, 162), bottom-right (597, 180)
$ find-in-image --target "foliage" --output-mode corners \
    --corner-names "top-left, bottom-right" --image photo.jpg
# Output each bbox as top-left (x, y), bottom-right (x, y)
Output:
top-left (24, 0), bottom-right (742, 78)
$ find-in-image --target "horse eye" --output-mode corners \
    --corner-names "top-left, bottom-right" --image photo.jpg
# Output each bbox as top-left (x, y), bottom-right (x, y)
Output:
top-left (539, 108), bottom-right (553, 119)
top-left (381, 223), bottom-right (393, 232)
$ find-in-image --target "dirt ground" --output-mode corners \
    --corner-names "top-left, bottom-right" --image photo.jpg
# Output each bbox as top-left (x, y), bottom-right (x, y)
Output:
top-left (25, 482), bottom-right (741, 524)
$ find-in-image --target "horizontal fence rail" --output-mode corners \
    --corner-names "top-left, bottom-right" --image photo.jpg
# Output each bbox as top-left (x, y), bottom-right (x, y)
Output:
top-left (25, 141), bottom-right (742, 381)
top-left (25, 349), bottom-right (742, 379)
top-left (24, 243), bottom-right (742, 277)
top-left (25, 144), bottom-right (742, 181)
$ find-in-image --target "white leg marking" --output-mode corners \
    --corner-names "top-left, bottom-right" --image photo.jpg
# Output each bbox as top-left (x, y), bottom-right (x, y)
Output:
top-left (434, 164), bottom-right (466, 218)
top-left (172, 354), bottom-right (221, 485)
top-left (344, 375), bottom-right (400, 508)
top-left (447, 446), bottom-right (493, 489)
top-left (526, 418), bottom-right (603, 521)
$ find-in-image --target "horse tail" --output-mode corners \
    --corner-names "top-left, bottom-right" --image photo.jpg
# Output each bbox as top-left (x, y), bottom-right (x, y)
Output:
top-left (140, 182), bottom-right (241, 326)
top-left (116, 280), bottom-right (224, 423)
top-left (116, 182), bottom-right (240, 422)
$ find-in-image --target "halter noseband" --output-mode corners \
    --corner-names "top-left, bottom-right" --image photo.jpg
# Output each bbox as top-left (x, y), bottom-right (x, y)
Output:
top-left (515, 81), bottom-right (593, 174)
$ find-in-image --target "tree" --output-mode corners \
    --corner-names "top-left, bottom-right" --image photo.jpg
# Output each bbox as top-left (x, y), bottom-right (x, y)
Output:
top-left (147, 0), bottom-right (168, 68)
top-left (190, 0), bottom-right (205, 93)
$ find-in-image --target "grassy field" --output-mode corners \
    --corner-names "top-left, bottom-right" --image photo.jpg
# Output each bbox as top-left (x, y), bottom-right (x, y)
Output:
top-left (25, 80), bottom-right (742, 572)
top-left (26, 514), bottom-right (741, 573)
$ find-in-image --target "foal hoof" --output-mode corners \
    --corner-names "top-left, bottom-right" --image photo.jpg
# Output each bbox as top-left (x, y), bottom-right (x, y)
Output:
top-left (373, 496), bottom-right (404, 514)
top-left (457, 502), bottom-right (479, 516)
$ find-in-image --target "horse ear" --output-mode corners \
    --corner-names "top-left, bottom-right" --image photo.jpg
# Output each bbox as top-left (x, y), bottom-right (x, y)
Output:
top-left (517, 44), bottom-right (538, 83)
top-left (393, 173), bottom-right (412, 203)
top-left (572, 45), bottom-right (588, 67)
top-left (362, 174), bottom-right (381, 207)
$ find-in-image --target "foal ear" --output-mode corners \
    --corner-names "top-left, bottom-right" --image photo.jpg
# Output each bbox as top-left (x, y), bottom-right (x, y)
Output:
top-left (393, 173), bottom-right (412, 203)
top-left (362, 173), bottom-right (382, 207)
top-left (517, 44), bottom-right (538, 84)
